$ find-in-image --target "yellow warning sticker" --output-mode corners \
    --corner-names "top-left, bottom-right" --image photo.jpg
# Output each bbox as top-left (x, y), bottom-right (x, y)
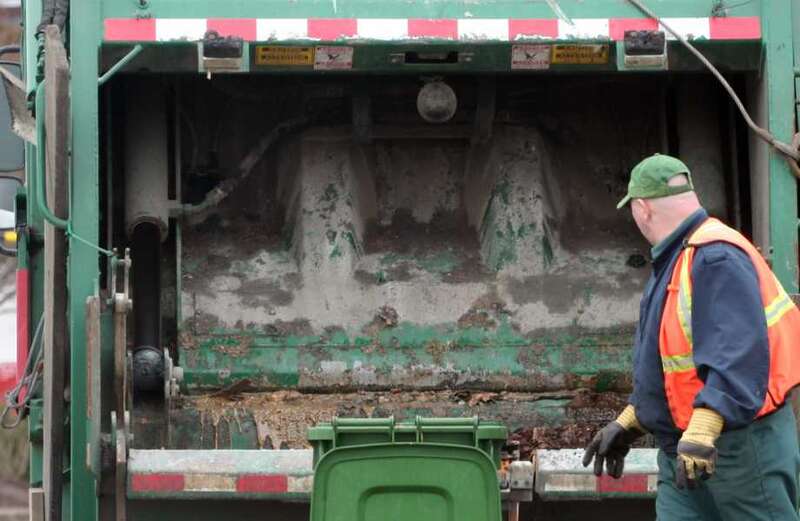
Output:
top-left (255, 46), bottom-right (314, 66)
top-left (551, 44), bottom-right (609, 65)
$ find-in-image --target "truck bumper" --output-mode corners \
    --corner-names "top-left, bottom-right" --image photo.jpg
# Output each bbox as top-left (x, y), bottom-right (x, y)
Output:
top-left (127, 448), bottom-right (659, 501)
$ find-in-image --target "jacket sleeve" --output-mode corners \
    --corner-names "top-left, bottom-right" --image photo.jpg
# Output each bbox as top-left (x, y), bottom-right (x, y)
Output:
top-left (690, 243), bottom-right (769, 429)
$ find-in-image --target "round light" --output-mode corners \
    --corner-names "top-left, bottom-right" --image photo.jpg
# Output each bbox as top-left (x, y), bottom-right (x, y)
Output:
top-left (417, 81), bottom-right (457, 123)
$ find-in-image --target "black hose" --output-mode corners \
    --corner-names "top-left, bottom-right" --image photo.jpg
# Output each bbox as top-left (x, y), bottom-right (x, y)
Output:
top-left (182, 115), bottom-right (310, 216)
top-left (131, 221), bottom-right (163, 392)
top-left (53, 0), bottom-right (69, 33)
top-left (0, 46), bottom-right (20, 59)
top-left (36, 0), bottom-right (68, 42)
top-left (36, 0), bottom-right (56, 35)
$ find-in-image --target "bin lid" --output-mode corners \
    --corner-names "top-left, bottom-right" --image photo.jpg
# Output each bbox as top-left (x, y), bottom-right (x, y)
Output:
top-left (310, 443), bottom-right (502, 521)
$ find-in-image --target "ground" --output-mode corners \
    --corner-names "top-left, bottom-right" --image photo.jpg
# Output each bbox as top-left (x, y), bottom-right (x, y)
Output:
top-left (0, 422), bottom-right (27, 520)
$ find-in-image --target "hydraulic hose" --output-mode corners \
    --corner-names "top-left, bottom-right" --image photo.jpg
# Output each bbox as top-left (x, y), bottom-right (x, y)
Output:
top-left (52, 0), bottom-right (69, 33)
top-left (181, 115), bottom-right (309, 215)
top-left (130, 221), bottom-right (164, 392)
top-left (36, 0), bottom-right (56, 35)
top-left (34, 81), bottom-right (68, 229)
top-left (626, 0), bottom-right (800, 177)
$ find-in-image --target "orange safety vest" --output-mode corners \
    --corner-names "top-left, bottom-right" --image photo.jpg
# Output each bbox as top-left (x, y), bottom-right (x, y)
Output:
top-left (659, 218), bottom-right (800, 430)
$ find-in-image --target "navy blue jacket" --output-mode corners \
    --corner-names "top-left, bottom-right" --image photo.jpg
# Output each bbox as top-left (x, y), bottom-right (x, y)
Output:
top-left (630, 208), bottom-right (769, 454)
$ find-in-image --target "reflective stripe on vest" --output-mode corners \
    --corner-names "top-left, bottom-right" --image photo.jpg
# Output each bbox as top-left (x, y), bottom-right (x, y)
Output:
top-left (764, 277), bottom-right (795, 327)
top-left (659, 218), bottom-right (800, 430)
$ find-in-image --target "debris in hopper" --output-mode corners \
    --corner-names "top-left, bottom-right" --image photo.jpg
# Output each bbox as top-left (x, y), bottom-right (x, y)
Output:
top-left (211, 335), bottom-right (253, 357)
top-left (457, 309), bottom-right (496, 329)
top-left (182, 389), bottom-right (630, 450)
top-left (209, 379), bottom-right (254, 399)
top-left (510, 424), bottom-right (599, 460)
top-left (377, 306), bottom-right (399, 327)
top-left (567, 388), bottom-right (629, 410)
top-left (362, 305), bottom-right (399, 335)
top-left (179, 331), bottom-right (197, 350)
top-left (509, 390), bottom-right (643, 459)
top-left (468, 392), bottom-right (499, 407)
top-left (510, 422), bottom-right (651, 461)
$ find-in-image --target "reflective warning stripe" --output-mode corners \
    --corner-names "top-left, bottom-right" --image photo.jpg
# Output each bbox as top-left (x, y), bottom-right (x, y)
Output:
top-left (662, 217), bottom-right (800, 429)
top-left (676, 253), bottom-right (693, 345)
top-left (539, 473), bottom-right (656, 495)
top-left (103, 16), bottom-right (762, 42)
top-left (765, 291), bottom-right (795, 328)
top-left (129, 473), bottom-right (311, 495)
top-left (673, 246), bottom-right (796, 343)
top-left (534, 449), bottom-right (660, 499)
top-left (127, 449), bottom-right (315, 499)
top-left (130, 474), bottom-right (185, 492)
top-left (661, 353), bottom-right (695, 374)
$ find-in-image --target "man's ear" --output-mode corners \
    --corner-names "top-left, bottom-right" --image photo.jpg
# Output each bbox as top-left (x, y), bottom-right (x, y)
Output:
top-left (632, 198), bottom-right (649, 219)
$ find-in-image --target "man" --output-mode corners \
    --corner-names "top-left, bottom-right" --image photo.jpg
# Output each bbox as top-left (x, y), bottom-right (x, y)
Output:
top-left (582, 154), bottom-right (800, 520)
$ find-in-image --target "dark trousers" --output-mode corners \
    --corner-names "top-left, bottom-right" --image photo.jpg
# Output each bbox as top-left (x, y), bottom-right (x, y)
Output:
top-left (657, 404), bottom-right (800, 520)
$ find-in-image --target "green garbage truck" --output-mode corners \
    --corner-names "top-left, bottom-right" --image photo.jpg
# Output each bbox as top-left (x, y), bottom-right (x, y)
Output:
top-left (0, 0), bottom-right (799, 519)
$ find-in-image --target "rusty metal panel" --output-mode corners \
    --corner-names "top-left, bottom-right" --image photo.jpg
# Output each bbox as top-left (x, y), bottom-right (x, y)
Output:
top-left (85, 295), bottom-right (102, 479)
top-left (42, 25), bottom-right (69, 521)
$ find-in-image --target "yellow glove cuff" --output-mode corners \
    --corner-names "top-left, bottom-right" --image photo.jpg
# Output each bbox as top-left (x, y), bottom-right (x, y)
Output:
top-left (682, 408), bottom-right (724, 447)
top-left (615, 404), bottom-right (644, 432)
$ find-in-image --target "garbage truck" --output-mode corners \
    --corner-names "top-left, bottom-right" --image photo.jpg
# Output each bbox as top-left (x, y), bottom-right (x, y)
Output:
top-left (0, 0), bottom-right (798, 519)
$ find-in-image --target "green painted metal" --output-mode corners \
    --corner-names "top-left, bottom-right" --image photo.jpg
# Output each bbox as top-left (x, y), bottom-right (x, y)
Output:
top-left (22, 0), bottom-right (41, 93)
top-left (68, 0), bottom-right (102, 519)
top-left (100, 42), bottom-right (763, 75)
top-left (764, 1), bottom-right (798, 291)
top-left (97, 45), bottom-right (143, 86)
top-left (179, 326), bottom-right (634, 392)
top-left (24, 115), bottom-right (43, 232)
top-left (310, 443), bottom-right (502, 521)
top-left (100, 0), bottom-right (758, 20)
top-left (34, 82), bottom-right (68, 230)
top-left (28, 399), bottom-right (44, 487)
top-left (794, 2), bottom-right (800, 190)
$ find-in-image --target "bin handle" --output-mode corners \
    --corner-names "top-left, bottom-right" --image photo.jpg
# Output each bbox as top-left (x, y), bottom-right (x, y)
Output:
top-left (331, 416), bottom-right (395, 448)
top-left (415, 416), bottom-right (479, 444)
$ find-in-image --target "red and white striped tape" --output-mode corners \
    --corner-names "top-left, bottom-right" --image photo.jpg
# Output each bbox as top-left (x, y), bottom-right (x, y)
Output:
top-left (538, 473), bottom-right (658, 496)
top-left (129, 472), bottom-right (313, 495)
top-left (534, 448), bottom-right (660, 499)
top-left (127, 449), bottom-right (315, 499)
top-left (104, 16), bottom-right (761, 42)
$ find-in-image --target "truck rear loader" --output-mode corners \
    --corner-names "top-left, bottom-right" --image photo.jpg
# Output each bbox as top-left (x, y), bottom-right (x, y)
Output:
top-left (0, 0), bottom-right (799, 519)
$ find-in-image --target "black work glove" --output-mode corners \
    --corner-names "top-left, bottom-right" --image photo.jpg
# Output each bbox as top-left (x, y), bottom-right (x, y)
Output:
top-left (582, 405), bottom-right (645, 479)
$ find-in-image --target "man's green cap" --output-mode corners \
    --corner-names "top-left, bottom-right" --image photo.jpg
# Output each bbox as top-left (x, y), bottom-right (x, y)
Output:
top-left (617, 154), bottom-right (694, 209)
